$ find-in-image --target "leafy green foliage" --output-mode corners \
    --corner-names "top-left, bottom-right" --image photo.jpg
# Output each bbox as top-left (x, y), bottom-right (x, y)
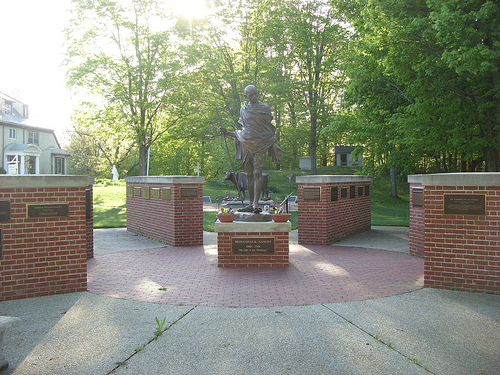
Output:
top-left (336, 0), bottom-right (500, 174)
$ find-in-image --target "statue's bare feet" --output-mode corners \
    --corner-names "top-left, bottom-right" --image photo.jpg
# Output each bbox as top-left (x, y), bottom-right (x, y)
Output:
top-left (253, 207), bottom-right (262, 213)
top-left (238, 205), bottom-right (254, 212)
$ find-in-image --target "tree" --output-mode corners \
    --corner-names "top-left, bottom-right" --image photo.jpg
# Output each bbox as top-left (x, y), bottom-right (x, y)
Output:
top-left (64, 0), bottom-right (188, 176)
top-left (338, 0), bottom-right (500, 177)
top-left (249, 0), bottom-right (349, 174)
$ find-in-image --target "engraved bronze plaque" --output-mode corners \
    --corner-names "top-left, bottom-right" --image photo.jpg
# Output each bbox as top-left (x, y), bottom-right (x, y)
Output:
top-left (358, 186), bottom-right (364, 196)
top-left (181, 187), bottom-right (198, 198)
top-left (303, 187), bottom-right (321, 201)
top-left (365, 185), bottom-right (370, 196)
top-left (412, 188), bottom-right (423, 207)
top-left (152, 188), bottom-right (160, 199)
top-left (232, 237), bottom-right (275, 254)
top-left (331, 187), bottom-right (338, 202)
top-left (143, 187), bottom-right (150, 200)
top-left (162, 188), bottom-right (171, 200)
top-left (134, 187), bottom-right (142, 197)
top-left (444, 194), bottom-right (486, 215)
top-left (126, 185), bottom-right (133, 198)
top-left (0, 201), bottom-right (10, 222)
top-left (341, 188), bottom-right (348, 198)
top-left (350, 185), bottom-right (356, 199)
top-left (27, 203), bottom-right (69, 218)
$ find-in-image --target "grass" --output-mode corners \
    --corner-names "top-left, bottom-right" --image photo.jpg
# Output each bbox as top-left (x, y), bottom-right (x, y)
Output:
top-left (93, 166), bottom-right (410, 230)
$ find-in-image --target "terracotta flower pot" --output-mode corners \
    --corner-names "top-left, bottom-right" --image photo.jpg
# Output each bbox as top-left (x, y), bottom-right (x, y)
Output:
top-left (271, 214), bottom-right (291, 222)
top-left (217, 214), bottom-right (237, 223)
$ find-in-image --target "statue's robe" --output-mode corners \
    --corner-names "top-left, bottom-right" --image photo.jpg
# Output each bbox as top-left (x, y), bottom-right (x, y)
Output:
top-left (234, 101), bottom-right (283, 164)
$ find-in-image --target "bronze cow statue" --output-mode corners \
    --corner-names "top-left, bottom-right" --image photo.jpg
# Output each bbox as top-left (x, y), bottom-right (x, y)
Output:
top-left (225, 171), bottom-right (269, 201)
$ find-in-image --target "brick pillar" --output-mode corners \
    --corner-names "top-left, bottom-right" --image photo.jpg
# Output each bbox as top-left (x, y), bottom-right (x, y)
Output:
top-left (0, 175), bottom-right (94, 301)
top-left (408, 173), bottom-right (500, 293)
top-left (296, 175), bottom-right (372, 245)
top-left (126, 176), bottom-right (204, 246)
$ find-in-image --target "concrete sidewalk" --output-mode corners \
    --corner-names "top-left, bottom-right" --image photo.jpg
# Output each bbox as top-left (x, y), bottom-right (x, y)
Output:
top-left (0, 228), bottom-right (499, 375)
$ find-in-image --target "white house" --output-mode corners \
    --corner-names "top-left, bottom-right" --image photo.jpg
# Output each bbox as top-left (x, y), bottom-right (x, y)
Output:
top-left (335, 146), bottom-right (363, 167)
top-left (0, 92), bottom-right (69, 175)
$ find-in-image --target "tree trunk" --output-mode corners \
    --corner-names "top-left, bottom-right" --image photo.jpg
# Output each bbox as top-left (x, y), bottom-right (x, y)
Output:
top-left (139, 147), bottom-right (149, 176)
top-left (390, 167), bottom-right (398, 198)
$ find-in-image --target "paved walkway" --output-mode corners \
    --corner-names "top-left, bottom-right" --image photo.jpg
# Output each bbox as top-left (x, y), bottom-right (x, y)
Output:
top-left (88, 243), bottom-right (423, 307)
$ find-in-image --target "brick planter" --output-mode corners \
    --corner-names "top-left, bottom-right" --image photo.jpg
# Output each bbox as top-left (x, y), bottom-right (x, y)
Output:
top-left (215, 221), bottom-right (291, 267)
top-left (408, 173), bottom-right (500, 293)
top-left (126, 176), bottom-right (204, 246)
top-left (296, 175), bottom-right (372, 245)
top-left (0, 175), bottom-right (94, 301)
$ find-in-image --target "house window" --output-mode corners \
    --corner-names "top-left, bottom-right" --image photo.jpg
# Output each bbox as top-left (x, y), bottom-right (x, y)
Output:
top-left (4, 101), bottom-right (13, 115)
top-left (23, 105), bottom-right (29, 118)
top-left (28, 131), bottom-right (39, 145)
top-left (8, 128), bottom-right (16, 139)
top-left (55, 157), bottom-right (65, 174)
top-left (340, 154), bottom-right (347, 165)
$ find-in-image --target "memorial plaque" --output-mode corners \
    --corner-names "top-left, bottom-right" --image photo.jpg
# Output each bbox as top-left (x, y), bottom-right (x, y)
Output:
top-left (0, 201), bottom-right (10, 222)
top-left (444, 194), bottom-right (486, 215)
top-left (232, 237), bottom-right (275, 254)
top-left (341, 188), bottom-right (348, 198)
top-left (143, 187), bottom-right (150, 200)
top-left (350, 185), bottom-right (356, 199)
top-left (152, 188), bottom-right (161, 199)
top-left (303, 187), bottom-right (321, 201)
top-left (126, 185), bottom-right (134, 198)
top-left (412, 188), bottom-right (423, 207)
top-left (331, 187), bottom-right (338, 202)
top-left (27, 203), bottom-right (69, 218)
top-left (365, 185), bottom-right (370, 196)
top-left (162, 188), bottom-right (171, 200)
top-left (358, 186), bottom-right (364, 196)
top-left (134, 187), bottom-right (142, 197)
top-left (181, 187), bottom-right (198, 198)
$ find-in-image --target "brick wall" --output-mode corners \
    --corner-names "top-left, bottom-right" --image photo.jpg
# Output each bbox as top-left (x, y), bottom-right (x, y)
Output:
top-left (215, 221), bottom-right (291, 267)
top-left (408, 173), bottom-right (500, 293)
top-left (126, 176), bottom-right (204, 247)
top-left (217, 231), bottom-right (289, 267)
top-left (296, 175), bottom-right (372, 245)
top-left (0, 176), bottom-right (94, 302)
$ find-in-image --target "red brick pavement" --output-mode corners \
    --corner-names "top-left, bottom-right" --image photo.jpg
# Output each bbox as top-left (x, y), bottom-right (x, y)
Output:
top-left (87, 244), bottom-right (424, 307)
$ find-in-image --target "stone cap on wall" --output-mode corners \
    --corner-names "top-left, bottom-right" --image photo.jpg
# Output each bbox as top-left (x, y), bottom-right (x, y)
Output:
top-left (296, 175), bottom-right (372, 184)
top-left (408, 172), bottom-right (500, 186)
top-left (215, 221), bottom-right (292, 233)
top-left (125, 176), bottom-right (205, 184)
top-left (0, 175), bottom-right (94, 188)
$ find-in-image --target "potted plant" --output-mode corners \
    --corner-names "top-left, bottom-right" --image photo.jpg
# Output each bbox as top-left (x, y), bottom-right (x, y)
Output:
top-left (269, 206), bottom-right (291, 222)
top-left (217, 206), bottom-right (237, 223)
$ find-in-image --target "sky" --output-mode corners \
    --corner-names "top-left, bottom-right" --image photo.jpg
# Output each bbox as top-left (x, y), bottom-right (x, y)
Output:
top-left (0, 0), bottom-right (75, 143)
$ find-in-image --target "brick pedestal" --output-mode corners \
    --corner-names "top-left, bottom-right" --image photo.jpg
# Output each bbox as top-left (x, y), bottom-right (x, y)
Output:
top-left (126, 176), bottom-right (204, 246)
top-left (0, 175), bottom-right (94, 301)
top-left (296, 175), bottom-right (372, 245)
top-left (215, 221), bottom-right (291, 267)
top-left (408, 173), bottom-right (500, 293)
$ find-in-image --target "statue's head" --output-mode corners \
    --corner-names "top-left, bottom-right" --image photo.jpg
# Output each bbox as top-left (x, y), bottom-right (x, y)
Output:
top-left (244, 85), bottom-right (259, 104)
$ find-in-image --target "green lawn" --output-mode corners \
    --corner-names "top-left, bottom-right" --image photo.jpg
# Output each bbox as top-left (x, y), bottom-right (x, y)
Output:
top-left (93, 168), bottom-right (410, 230)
